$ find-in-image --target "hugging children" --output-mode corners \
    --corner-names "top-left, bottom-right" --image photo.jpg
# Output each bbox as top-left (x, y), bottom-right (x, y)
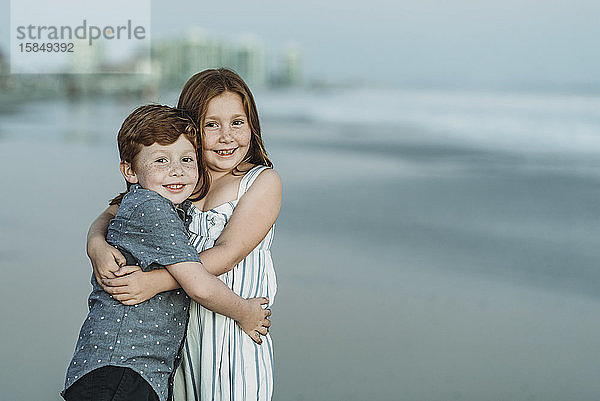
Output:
top-left (62, 105), bottom-right (270, 401)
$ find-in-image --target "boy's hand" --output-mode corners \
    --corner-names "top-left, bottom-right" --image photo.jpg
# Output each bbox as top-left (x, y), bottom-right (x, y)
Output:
top-left (87, 237), bottom-right (126, 284)
top-left (102, 266), bottom-right (157, 306)
top-left (238, 297), bottom-right (271, 345)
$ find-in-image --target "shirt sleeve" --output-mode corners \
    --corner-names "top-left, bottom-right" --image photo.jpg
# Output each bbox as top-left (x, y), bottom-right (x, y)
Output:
top-left (119, 196), bottom-right (201, 269)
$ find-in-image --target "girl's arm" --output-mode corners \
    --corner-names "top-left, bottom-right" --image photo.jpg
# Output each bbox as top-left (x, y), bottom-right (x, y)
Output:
top-left (199, 169), bottom-right (282, 275)
top-left (87, 204), bottom-right (125, 283)
top-left (104, 169), bottom-right (282, 303)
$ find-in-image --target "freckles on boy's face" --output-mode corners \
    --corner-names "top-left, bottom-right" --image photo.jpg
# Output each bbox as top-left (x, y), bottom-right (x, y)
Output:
top-left (132, 136), bottom-right (199, 205)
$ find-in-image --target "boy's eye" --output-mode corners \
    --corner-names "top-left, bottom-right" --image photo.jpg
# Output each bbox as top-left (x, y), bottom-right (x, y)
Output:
top-left (155, 157), bottom-right (168, 163)
top-left (182, 157), bottom-right (195, 163)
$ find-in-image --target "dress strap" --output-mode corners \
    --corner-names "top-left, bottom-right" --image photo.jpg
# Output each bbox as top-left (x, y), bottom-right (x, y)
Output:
top-left (236, 165), bottom-right (269, 200)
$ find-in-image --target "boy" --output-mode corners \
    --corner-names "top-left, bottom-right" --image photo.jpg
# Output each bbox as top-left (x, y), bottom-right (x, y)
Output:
top-left (63, 105), bottom-right (270, 401)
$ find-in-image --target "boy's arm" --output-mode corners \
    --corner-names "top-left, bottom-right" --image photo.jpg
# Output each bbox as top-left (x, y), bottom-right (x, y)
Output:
top-left (87, 204), bottom-right (181, 293)
top-left (102, 194), bottom-right (271, 344)
top-left (104, 266), bottom-right (180, 303)
top-left (166, 261), bottom-right (270, 344)
top-left (87, 205), bottom-right (126, 282)
top-left (104, 262), bottom-right (270, 343)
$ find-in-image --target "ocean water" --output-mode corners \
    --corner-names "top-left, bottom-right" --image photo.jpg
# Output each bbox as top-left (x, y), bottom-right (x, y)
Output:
top-left (257, 87), bottom-right (600, 291)
top-left (257, 87), bottom-right (600, 155)
top-left (1, 87), bottom-right (600, 400)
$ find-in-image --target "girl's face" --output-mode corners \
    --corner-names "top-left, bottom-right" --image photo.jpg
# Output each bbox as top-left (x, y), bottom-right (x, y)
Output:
top-left (202, 91), bottom-right (251, 175)
top-left (123, 135), bottom-right (199, 205)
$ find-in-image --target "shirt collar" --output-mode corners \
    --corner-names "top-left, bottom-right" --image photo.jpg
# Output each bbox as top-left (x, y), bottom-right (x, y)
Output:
top-left (129, 184), bottom-right (193, 227)
top-left (176, 200), bottom-right (194, 229)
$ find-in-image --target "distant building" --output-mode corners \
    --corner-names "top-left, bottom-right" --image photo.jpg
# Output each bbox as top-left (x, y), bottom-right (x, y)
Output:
top-left (0, 47), bottom-right (7, 75)
top-left (233, 35), bottom-right (267, 87)
top-left (0, 46), bottom-right (8, 91)
top-left (279, 43), bottom-right (303, 86)
top-left (152, 30), bottom-right (268, 88)
top-left (0, 29), bottom-right (306, 100)
top-left (69, 39), bottom-right (104, 74)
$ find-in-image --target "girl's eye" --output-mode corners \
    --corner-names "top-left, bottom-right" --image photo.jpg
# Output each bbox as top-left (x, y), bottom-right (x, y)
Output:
top-left (204, 122), bottom-right (218, 129)
top-left (232, 119), bottom-right (244, 126)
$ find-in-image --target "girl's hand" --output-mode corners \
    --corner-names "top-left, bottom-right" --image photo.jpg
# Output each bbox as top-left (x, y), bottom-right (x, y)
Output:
top-left (87, 237), bottom-right (126, 284)
top-left (101, 266), bottom-right (159, 305)
top-left (238, 297), bottom-right (272, 344)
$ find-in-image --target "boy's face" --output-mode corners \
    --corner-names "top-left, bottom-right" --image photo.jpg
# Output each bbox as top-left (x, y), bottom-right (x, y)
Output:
top-left (121, 135), bottom-right (199, 205)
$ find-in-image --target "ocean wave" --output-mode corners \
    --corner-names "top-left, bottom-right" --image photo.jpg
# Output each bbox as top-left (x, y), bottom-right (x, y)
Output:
top-left (257, 87), bottom-right (600, 155)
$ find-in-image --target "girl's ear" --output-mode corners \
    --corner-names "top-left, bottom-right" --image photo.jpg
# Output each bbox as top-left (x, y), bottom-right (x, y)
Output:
top-left (120, 161), bottom-right (139, 184)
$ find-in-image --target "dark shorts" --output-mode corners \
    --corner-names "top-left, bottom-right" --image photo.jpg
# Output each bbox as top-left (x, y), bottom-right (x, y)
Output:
top-left (63, 366), bottom-right (158, 401)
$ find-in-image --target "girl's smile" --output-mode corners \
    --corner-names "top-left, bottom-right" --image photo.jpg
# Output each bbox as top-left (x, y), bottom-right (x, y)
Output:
top-left (214, 148), bottom-right (237, 157)
top-left (202, 91), bottom-right (251, 176)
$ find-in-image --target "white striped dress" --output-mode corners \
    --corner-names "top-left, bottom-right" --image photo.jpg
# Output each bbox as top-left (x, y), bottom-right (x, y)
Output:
top-left (173, 165), bottom-right (277, 401)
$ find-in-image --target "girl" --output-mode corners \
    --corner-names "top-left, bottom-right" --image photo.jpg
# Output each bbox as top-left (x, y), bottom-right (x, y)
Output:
top-left (87, 68), bottom-right (281, 401)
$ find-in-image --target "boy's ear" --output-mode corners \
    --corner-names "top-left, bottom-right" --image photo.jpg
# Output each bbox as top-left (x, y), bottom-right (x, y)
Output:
top-left (120, 161), bottom-right (139, 184)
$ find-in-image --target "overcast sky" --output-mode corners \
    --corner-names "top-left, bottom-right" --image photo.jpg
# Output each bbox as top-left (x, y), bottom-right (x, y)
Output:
top-left (2, 0), bottom-right (599, 88)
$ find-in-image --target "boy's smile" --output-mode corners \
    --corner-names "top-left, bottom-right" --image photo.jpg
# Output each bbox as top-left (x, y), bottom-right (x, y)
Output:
top-left (121, 135), bottom-right (199, 205)
top-left (164, 183), bottom-right (186, 192)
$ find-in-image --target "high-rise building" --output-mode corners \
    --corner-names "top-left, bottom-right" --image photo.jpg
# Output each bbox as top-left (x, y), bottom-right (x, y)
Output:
top-left (69, 39), bottom-right (104, 74)
top-left (152, 30), bottom-right (268, 88)
top-left (280, 43), bottom-right (303, 86)
top-left (232, 35), bottom-right (267, 87)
